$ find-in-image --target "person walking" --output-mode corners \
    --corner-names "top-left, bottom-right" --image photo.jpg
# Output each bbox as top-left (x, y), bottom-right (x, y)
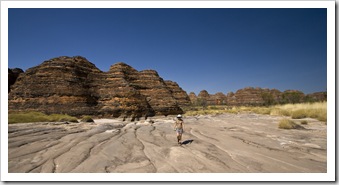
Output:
top-left (173, 114), bottom-right (184, 144)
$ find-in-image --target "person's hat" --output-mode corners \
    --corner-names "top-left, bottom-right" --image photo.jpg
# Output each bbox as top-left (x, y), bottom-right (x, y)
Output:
top-left (177, 114), bottom-right (182, 118)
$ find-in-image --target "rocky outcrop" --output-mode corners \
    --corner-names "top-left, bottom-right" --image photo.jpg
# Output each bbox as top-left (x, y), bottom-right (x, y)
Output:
top-left (121, 68), bottom-right (183, 116)
top-left (190, 87), bottom-right (326, 106)
top-left (188, 92), bottom-right (197, 105)
top-left (8, 56), bottom-right (188, 119)
top-left (95, 62), bottom-right (153, 119)
top-left (305, 92), bottom-right (327, 102)
top-left (164, 81), bottom-right (191, 106)
top-left (211, 92), bottom-right (227, 105)
top-left (226, 87), bottom-right (305, 106)
top-left (226, 92), bottom-right (236, 105)
top-left (226, 87), bottom-right (277, 106)
top-left (9, 56), bottom-right (102, 116)
top-left (190, 90), bottom-right (227, 106)
top-left (8, 68), bottom-right (24, 92)
top-left (193, 90), bottom-right (211, 106)
top-left (198, 90), bottom-right (210, 100)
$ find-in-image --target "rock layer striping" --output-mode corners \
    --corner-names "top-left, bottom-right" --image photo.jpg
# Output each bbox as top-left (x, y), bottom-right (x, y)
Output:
top-left (8, 56), bottom-right (190, 119)
top-left (191, 88), bottom-right (326, 106)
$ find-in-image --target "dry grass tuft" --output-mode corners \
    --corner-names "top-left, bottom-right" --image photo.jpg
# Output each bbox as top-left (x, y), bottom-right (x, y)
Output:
top-left (81, 116), bottom-right (94, 122)
top-left (291, 109), bottom-right (308, 119)
top-left (278, 119), bottom-right (304, 129)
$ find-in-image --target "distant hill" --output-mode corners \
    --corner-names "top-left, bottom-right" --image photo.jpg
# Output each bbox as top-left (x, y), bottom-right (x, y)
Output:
top-left (189, 87), bottom-right (327, 107)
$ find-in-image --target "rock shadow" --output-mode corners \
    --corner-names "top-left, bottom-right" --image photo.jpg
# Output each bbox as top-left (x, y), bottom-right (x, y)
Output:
top-left (181, 139), bottom-right (194, 145)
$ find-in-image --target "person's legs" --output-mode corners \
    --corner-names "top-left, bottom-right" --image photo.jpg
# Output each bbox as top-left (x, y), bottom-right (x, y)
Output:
top-left (178, 131), bottom-right (183, 144)
top-left (177, 131), bottom-right (180, 143)
top-left (176, 129), bottom-right (183, 144)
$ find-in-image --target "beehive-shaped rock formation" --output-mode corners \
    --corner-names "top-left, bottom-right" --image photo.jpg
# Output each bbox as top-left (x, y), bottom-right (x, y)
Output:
top-left (9, 56), bottom-right (189, 119)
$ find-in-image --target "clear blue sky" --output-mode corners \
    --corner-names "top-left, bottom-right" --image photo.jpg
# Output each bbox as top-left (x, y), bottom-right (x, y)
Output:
top-left (8, 8), bottom-right (327, 95)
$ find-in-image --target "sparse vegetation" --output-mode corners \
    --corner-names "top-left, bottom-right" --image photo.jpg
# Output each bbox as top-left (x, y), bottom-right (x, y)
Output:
top-left (269, 108), bottom-right (291, 116)
top-left (291, 109), bottom-right (308, 119)
top-left (281, 91), bottom-right (304, 104)
top-left (183, 102), bottom-right (327, 122)
top-left (278, 119), bottom-right (304, 129)
top-left (8, 111), bottom-right (78, 124)
top-left (261, 92), bottom-right (275, 106)
top-left (274, 102), bottom-right (327, 122)
top-left (81, 116), bottom-right (94, 122)
top-left (251, 107), bottom-right (271, 115)
top-left (184, 109), bottom-right (223, 116)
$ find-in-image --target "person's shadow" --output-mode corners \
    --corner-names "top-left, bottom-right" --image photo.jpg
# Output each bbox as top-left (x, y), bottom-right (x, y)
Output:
top-left (181, 139), bottom-right (194, 145)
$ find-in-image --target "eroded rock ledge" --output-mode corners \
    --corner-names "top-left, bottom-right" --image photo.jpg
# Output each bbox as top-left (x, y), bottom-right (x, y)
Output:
top-left (8, 114), bottom-right (327, 173)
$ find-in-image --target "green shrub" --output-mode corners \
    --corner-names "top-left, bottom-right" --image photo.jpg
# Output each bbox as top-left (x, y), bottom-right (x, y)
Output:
top-left (9, 112), bottom-right (48, 124)
top-left (81, 116), bottom-right (94, 122)
top-left (278, 119), bottom-right (304, 129)
top-left (49, 114), bottom-right (79, 123)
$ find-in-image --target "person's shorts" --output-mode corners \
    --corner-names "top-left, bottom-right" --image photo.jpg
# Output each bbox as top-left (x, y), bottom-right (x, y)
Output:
top-left (176, 128), bottom-right (183, 134)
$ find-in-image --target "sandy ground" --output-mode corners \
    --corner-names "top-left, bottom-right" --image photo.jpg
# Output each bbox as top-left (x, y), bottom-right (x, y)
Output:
top-left (8, 113), bottom-right (326, 173)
